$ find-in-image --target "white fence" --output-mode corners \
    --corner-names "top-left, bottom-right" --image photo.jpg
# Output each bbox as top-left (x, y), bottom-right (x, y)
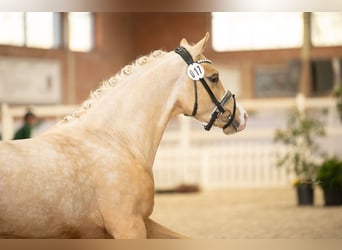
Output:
top-left (153, 142), bottom-right (289, 189)
top-left (1, 94), bottom-right (341, 189)
top-left (153, 94), bottom-right (342, 189)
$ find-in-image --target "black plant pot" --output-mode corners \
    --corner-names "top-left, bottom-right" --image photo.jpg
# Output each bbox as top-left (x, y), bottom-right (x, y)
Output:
top-left (323, 187), bottom-right (342, 206)
top-left (296, 183), bottom-right (314, 206)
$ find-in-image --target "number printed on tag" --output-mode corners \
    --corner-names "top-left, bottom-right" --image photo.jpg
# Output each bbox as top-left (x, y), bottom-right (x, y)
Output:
top-left (187, 63), bottom-right (204, 80)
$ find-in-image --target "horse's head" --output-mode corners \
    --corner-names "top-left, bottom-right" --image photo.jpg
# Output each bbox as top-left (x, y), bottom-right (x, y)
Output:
top-left (175, 33), bottom-right (248, 135)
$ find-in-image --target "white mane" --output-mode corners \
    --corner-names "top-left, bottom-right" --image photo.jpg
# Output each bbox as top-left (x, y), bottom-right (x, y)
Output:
top-left (60, 50), bottom-right (167, 124)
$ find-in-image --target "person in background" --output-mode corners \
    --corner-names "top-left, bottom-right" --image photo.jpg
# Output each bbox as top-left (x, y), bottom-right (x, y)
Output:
top-left (13, 111), bottom-right (38, 140)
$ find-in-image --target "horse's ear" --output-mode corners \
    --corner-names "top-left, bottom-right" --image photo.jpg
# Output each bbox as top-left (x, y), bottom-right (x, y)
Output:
top-left (179, 33), bottom-right (210, 56)
top-left (192, 32), bottom-right (210, 56)
top-left (180, 38), bottom-right (190, 47)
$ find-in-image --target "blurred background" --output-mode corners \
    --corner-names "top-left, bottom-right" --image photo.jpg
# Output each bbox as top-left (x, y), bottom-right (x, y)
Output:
top-left (0, 11), bottom-right (341, 188)
top-left (0, 12), bottom-right (342, 238)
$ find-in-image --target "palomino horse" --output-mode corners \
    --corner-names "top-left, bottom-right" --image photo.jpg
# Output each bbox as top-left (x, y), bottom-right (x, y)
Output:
top-left (0, 33), bottom-right (247, 239)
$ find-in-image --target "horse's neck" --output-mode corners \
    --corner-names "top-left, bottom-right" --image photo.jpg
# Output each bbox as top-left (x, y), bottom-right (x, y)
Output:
top-left (67, 54), bottom-right (182, 168)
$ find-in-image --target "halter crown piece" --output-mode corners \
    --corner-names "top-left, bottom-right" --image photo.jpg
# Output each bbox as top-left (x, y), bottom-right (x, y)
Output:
top-left (174, 46), bottom-right (237, 131)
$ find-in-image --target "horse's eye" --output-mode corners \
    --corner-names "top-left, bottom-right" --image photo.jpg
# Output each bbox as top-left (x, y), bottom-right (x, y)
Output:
top-left (208, 74), bottom-right (219, 83)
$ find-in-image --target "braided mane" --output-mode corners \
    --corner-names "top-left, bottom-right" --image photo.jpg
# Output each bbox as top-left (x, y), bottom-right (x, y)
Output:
top-left (60, 50), bottom-right (166, 124)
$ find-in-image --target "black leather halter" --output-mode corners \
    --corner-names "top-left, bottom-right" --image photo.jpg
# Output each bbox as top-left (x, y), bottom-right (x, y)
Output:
top-left (174, 46), bottom-right (237, 131)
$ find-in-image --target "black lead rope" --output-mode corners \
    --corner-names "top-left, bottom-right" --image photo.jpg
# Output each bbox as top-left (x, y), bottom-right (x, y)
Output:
top-left (174, 46), bottom-right (236, 131)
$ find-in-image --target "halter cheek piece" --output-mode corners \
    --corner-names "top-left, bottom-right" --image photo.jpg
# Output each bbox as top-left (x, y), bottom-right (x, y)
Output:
top-left (175, 46), bottom-right (237, 131)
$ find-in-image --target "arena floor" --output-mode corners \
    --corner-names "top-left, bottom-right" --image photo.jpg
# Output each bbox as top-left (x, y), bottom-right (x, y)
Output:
top-left (151, 187), bottom-right (342, 239)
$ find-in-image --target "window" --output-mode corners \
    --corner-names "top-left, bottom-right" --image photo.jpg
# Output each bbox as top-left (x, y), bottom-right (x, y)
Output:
top-left (311, 12), bottom-right (342, 47)
top-left (211, 12), bottom-right (303, 51)
top-left (0, 12), bottom-right (60, 49)
top-left (0, 12), bottom-right (25, 46)
top-left (25, 12), bottom-right (61, 49)
top-left (0, 12), bottom-right (94, 52)
top-left (68, 12), bottom-right (94, 52)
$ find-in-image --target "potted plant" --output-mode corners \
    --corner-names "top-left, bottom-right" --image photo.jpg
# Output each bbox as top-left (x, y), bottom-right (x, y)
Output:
top-left (274, 108), bottom-right (326, 206)
top-left (316, 157), bottom-right (342, 206)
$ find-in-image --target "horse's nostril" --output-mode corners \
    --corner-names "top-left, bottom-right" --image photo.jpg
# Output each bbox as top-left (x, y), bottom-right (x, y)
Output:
top-left (236, 113), bottom-right (248, 132)
top-left (244, 113), bottom-right (248, 120)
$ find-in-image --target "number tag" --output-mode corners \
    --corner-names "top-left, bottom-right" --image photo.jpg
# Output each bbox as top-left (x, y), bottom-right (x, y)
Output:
top-left (187, 63), bottom-right (204, 81)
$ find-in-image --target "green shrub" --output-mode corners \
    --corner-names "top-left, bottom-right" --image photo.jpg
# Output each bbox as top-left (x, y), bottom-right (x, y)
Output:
top-left (317, 157), bottom-right (342, 190)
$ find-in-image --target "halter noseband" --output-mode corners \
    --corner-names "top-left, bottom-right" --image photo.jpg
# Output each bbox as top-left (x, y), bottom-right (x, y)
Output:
top-left (175, 46), bottom-right (237, 131)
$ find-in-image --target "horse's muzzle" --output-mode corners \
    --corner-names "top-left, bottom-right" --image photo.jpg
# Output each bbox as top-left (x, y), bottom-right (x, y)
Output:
top-left (237, 113), bottom-right (248, 132)
top-left (222, 104), bottom-right (248, 134)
